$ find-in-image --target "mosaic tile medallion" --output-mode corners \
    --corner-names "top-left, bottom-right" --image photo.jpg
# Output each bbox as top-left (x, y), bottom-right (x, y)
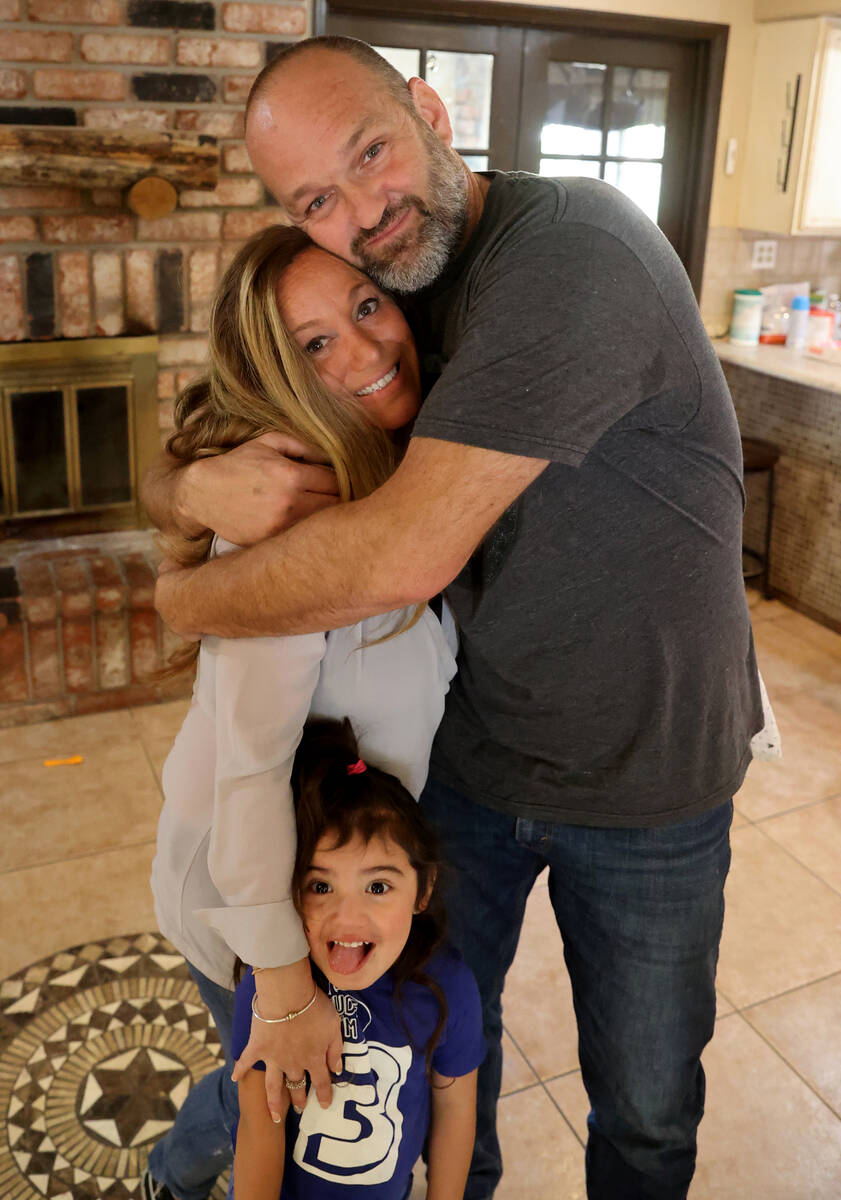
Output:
top-left (0, 932), bottom-right (230, 1199)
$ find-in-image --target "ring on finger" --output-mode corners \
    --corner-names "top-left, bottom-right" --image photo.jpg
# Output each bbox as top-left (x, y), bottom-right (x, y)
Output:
top-left (284, 1076), bottom-right (307, 1091)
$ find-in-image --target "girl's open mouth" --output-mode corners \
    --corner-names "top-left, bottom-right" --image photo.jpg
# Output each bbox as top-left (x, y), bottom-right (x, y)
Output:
top-left (327, 939), bottom-right (375, 975)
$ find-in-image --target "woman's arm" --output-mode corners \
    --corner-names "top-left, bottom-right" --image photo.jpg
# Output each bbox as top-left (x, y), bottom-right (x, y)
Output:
top-left (425, 1070), bottom-right (478, 1200)
top-left (198, 625), bottom-right (343, 1115)
top-left (233, 1068), bottom-right (289, 1200)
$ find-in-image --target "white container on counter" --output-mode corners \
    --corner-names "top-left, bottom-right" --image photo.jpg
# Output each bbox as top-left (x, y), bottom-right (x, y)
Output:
top-left (786, 295), bottom-right (811, 350)
top-left (729, 289), bottom-right (764, 345)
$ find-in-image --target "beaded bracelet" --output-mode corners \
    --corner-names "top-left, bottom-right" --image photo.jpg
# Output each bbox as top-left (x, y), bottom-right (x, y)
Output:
top-left (251, 987), bottom-right (318, 1025)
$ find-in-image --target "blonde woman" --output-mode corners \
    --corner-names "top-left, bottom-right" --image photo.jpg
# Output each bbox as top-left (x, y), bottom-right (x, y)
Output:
top-left (144, 226), bottom-right (457, 1200)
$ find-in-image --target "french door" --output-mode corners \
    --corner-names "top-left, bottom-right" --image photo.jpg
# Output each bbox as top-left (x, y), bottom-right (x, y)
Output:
top-left (518, 31), bottom-right (698, 253)
top-left (319, 2), bottom-right (727, 293)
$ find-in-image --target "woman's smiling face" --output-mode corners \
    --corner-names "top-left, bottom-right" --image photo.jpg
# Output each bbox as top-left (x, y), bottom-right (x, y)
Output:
top-left (276, 246), bottom-right (421, 431)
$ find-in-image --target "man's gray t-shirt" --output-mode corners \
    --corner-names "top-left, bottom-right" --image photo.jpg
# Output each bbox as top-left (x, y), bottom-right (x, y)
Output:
top-left (411, 173), bottom-right (762, 827)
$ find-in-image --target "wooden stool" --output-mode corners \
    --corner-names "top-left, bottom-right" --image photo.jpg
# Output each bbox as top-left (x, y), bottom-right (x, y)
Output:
top-left (742, 437), bottom-right (781, 599)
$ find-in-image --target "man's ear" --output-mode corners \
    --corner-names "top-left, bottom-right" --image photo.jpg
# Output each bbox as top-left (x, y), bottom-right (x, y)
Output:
top-left (407, 77), bottom-right (454, 147)
top-left (415, 868), bottom-right (437, 914)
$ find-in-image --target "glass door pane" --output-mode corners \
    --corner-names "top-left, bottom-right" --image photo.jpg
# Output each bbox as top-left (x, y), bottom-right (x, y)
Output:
top-left (10, 389), bottom-right (69, 513)
top-left (603, 160), bottom-right (663, 223)
top-left (426, 50), bottom-right (493, 151)
top-left (606, 67), bottom-right (668, 158)
top-left (76, 384), bottom-right (132, 507)
top-left (373, 46), bottom-right (421, 79)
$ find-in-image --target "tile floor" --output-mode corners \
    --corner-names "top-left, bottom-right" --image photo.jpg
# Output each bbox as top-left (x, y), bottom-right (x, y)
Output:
top-left (2, 592), bottom-right (841, 1198)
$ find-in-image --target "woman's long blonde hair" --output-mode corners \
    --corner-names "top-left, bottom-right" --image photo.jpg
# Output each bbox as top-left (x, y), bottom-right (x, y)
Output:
top-left (162, 224), bottom-right (402, 673)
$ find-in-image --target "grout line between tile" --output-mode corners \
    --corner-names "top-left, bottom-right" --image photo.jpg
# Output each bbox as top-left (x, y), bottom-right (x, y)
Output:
top-left (0, 836), bottom-right (157, 879)
top-left (503, 1024), bottom-right (586, 1149)
top-left (739, 966), bottom-right (841, 1014)
top-left (750, 788), bottom-right (841, 829)
top-left (137, 734), bottom-right (166, 802)
top-left (751, 816), bottom-right (841, 900)
top-left (736, 1008), bottom-right (841, 1123)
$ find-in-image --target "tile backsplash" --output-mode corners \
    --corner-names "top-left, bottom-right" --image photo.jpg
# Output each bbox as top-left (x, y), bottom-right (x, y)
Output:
top-left (700, 227), bottom-right (841, 338)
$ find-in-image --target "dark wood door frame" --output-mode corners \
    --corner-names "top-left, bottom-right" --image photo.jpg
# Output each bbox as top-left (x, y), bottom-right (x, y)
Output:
top-left (315, 0), bottom-right (729, 295)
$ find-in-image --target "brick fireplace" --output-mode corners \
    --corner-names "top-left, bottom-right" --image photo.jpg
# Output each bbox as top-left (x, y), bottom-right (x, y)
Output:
top-left (0, 0), bottom-right (310, 724)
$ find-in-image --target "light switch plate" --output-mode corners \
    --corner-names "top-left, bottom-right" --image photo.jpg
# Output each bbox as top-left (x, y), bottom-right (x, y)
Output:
top-left (724, 137), bottom-right (738, 176)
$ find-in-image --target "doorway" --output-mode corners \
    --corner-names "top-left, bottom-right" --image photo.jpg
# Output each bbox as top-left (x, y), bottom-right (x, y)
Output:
top-left (316, 0), bottom-right (728, 294)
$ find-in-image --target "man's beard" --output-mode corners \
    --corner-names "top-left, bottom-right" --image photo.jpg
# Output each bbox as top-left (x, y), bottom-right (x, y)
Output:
top-left (352, 122), bottom-right (469, 294)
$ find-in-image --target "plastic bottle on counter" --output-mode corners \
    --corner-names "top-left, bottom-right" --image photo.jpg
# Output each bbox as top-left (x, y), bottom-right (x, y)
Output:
top-left (827, 294), bottom-right (841, 341)
top-left (729, 289), bottom-right (764, 345)
top-left (786, 295), bottom-right (810, 351)
top-left (807, 308), bottom-right (835, 352)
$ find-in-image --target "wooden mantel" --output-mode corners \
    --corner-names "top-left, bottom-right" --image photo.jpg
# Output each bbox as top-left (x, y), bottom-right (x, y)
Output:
top-left (0, 128), bottom-right (219, 190)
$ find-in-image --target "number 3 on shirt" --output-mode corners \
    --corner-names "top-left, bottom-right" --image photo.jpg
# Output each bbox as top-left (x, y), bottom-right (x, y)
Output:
top-left (294, 1041), bottom-right (413, 1185)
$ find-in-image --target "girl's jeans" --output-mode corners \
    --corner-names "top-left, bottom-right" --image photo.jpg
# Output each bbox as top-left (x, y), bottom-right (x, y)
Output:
top-left (147, 964), bottom-right (238, 1200)
top-left (419, 777), bottom-right (733, 1200)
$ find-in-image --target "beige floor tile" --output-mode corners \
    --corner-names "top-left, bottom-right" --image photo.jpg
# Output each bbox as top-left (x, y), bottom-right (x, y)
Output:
top-left (0, 840), bottom-right (158, 978)
top-left (501, 1030), bottom-right (538, 1095)
top-left (730, 805), bottom-right (748, 829)
top-left (761, 794), bottom-right (841, 895)
top-left (0, 708), bottom-right (137, 765)
top-left (545, 1070), bottom-right (589, 1144)
top-left (501, 885), bottom-right (579, 1079)
top-left (718, 826), bottom-right (841, 1008)
top-left (745, 973), bottom-right (841, 1115)
top-left (496, 1084), bottom-right (587, 1200)
top-left (752, 620), bottom-right (841, 698)
top-left (143, 733), bottom-right (176, 788)
top-left (810, 677), bottom-right (841, 717)
top-left (694, 1013), bottom-right (841, 1198)
top-left (715, 990), bottom-right (735, 1018)
top-left (1, 740), bottom-right (162, 872)
top-left (734, 691), bottom-right (841, 820)
top-left (772, 610), bottom-right (841, 660)
top-left (131, 697), bottom-right (192, 742)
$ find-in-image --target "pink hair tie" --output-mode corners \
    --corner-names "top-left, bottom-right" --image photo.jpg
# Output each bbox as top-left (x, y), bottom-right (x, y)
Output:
top-left (346, 759), bottom-right (367, 775)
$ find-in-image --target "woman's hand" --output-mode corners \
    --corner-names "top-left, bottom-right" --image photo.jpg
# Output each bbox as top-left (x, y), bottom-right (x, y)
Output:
top-left (232, 963), bottom-right (344, 1123)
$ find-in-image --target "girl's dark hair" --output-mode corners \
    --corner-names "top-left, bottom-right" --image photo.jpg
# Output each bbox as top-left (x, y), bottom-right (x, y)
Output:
top-left (291, 718), bottom-right (449, 1076)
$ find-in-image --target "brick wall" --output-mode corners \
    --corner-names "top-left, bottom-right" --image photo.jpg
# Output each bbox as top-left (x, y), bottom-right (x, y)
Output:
top-left (0, 0), bottom-right (310, 435)
top-left (0, 529), bottom-right (193, 727)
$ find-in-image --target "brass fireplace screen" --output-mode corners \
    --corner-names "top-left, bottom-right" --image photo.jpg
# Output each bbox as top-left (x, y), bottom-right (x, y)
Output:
top-left (0, 336), bottom-right (159, 537)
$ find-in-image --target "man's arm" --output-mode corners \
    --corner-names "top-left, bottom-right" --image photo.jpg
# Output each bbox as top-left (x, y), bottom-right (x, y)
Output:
top-left (140, 432), bottom-right (340, 545)
top-left (155, 437), bottom-right (548, 639)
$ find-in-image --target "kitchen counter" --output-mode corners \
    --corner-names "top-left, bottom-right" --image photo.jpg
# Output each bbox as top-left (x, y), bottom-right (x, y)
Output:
top-left (717, 352), bottom-right (841, 631)
top-left (714, 339), bottom-right (841, 396)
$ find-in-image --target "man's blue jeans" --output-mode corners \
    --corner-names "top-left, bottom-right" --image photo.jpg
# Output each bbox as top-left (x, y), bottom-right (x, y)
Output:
top-left (419, 778), bottom-right (733, 1200)
top-left (148, 964), bottom-right (238, 1200)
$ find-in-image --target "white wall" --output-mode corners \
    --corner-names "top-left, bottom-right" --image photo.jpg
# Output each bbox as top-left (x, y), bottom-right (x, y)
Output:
top-left (755, 0), bottom-right (841, 19)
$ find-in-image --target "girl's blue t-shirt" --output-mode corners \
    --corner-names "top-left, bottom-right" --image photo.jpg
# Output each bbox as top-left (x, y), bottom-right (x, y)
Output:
top-left (230, 947), bottom-right (485, 1199)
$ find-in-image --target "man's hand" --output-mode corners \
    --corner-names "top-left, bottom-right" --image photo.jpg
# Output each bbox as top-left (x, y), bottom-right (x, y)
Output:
top-left (232, 988), bottom-right (344, 1121)
top-left (176, 432), bottom-right (340, 546)
top-left (155, 559), bottom-right (203, 641)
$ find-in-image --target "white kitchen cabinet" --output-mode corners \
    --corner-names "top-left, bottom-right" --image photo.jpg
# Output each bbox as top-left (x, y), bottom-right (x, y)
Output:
top-left (740, 17), bottom-right (841, 234)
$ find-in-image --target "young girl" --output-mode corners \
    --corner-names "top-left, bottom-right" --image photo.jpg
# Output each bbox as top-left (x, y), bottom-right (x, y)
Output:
top-left (230, 718), bottom-right (484, 1200)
